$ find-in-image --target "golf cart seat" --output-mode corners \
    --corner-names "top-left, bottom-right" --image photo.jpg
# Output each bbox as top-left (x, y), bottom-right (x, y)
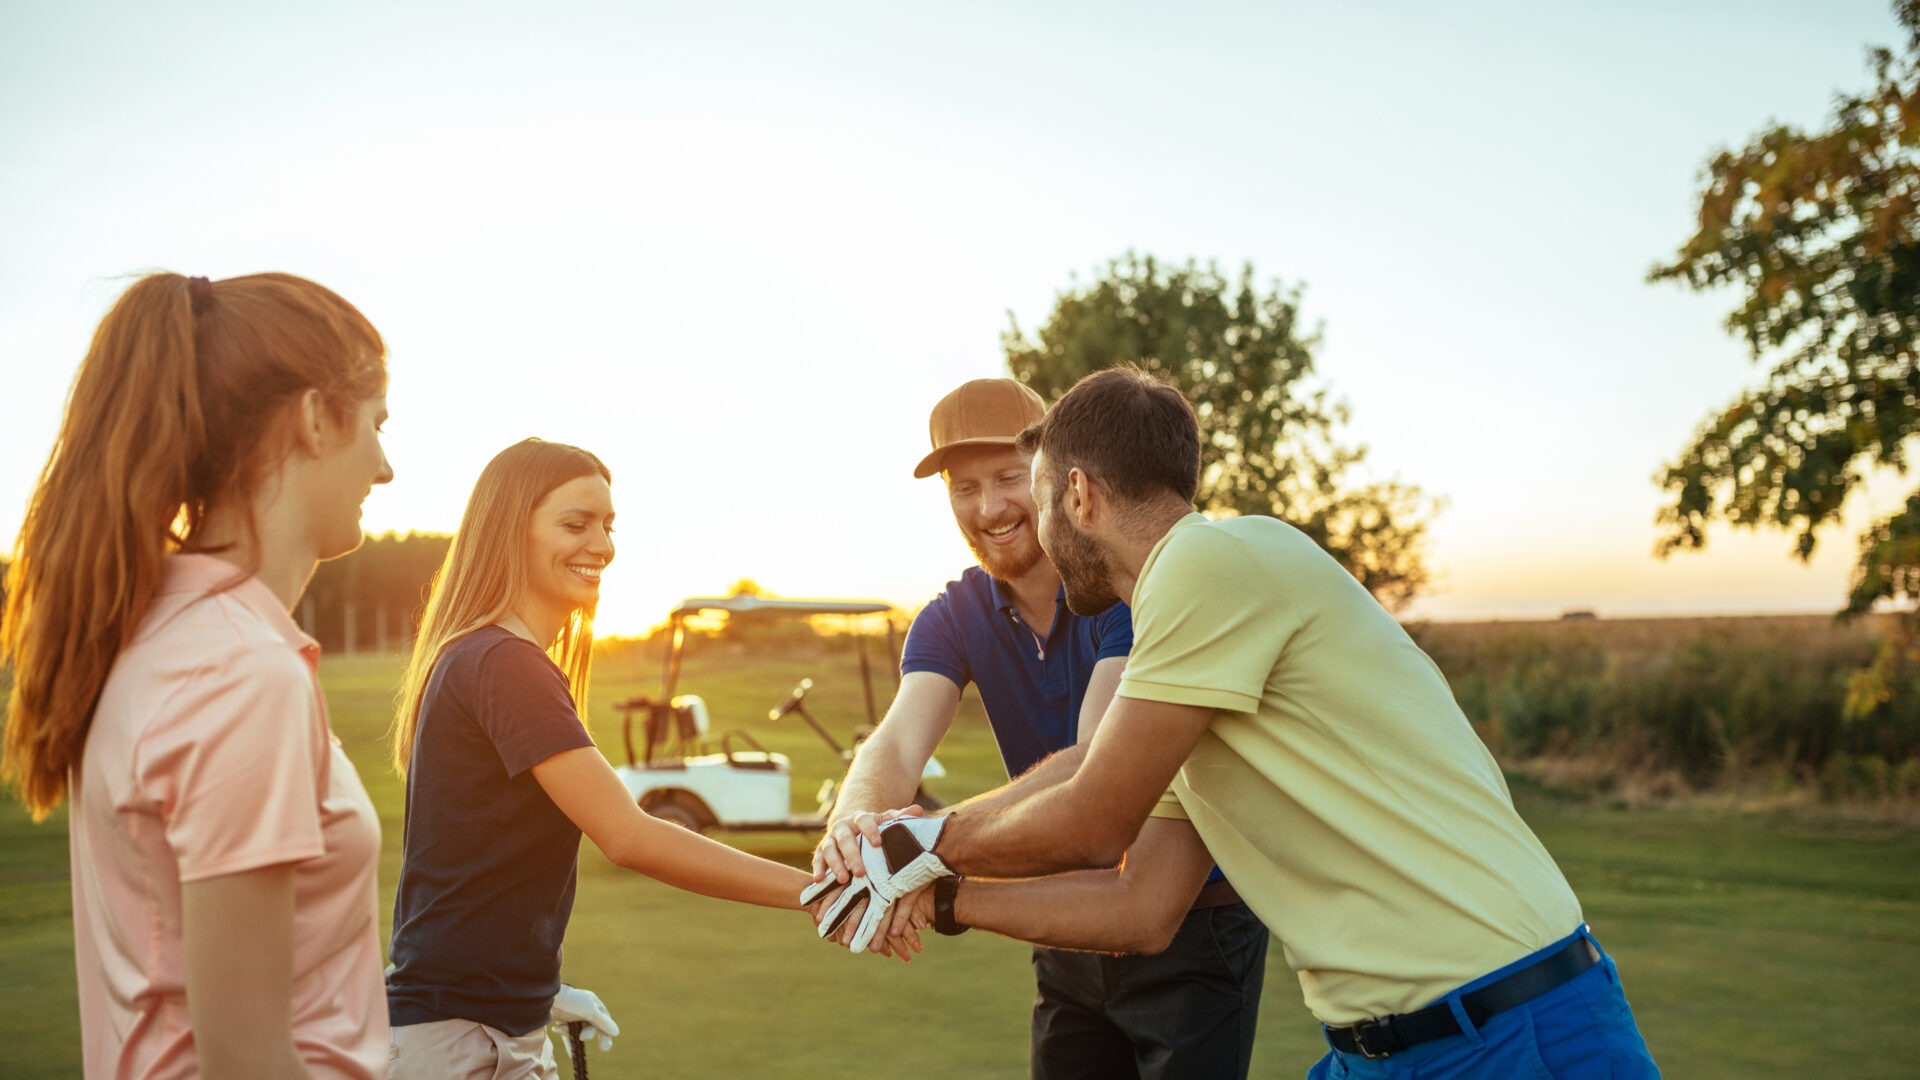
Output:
top-left (718, 729), bottom-right (783, 770)
top-left (615, 694), bottom-right (712, 766)
top-left (674, 694), bottom-right (709, 734)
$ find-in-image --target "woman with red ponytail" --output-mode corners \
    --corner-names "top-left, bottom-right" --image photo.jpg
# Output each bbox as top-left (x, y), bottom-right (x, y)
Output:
top-left (2, 272), bottom-right (394, 1079)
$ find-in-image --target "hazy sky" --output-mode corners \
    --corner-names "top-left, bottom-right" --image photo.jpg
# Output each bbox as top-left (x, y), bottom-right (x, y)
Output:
top-left (1, 1), bottom-right (1904, 634)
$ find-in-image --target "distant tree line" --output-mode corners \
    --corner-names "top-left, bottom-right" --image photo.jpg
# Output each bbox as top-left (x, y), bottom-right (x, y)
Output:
top-left (299, 532), bottom-right (452, 654)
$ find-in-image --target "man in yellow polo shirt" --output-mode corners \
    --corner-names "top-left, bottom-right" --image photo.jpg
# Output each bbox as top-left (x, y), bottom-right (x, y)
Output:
top-left (885, 367), bottom-right (1660, 1077)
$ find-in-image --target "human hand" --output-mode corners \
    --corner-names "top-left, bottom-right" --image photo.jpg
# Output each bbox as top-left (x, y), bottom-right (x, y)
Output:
top-left (550, 983), bottom-right (619, 1054)
top-left (802, 878), bottom-right (858, 942)
top-left (812, 804), bottom-right (926, 885)
top-left (800, 814), bottom-right (952, 953)
top-left (872, 885), bottom-right (934, 960)
top-left (802, 877), bottom-right (923, 962)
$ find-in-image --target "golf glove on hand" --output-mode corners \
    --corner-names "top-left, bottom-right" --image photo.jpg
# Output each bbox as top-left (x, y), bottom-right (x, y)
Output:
top-left (801, 815), bottom-right (953, 953)
top-left (551, 984), bottom-right (619, 1053)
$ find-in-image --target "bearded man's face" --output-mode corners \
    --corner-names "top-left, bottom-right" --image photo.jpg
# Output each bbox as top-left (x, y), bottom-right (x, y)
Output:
top-left (1030, 449), bottom-right (1121, 616)
top-left (944, 445), bottom-right (1045, 582)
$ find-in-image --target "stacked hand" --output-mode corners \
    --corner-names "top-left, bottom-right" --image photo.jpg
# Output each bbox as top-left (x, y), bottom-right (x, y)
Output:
top-left (803, 810), bottom-right (953, 958)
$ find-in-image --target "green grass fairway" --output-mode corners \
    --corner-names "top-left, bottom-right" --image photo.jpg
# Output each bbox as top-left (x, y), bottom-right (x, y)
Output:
top-left (4, 651), bottom-right (1919, 1077)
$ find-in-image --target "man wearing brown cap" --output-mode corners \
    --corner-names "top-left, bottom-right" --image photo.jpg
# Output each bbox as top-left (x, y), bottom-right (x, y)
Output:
top-left (807, 378), bottom-right (1268, 1080)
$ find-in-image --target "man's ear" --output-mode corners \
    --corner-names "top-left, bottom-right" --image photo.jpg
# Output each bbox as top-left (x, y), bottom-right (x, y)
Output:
top-left (291, 388), bottom-right (329, 458)
top-left (1066, 467), bottom-right (1099, 527)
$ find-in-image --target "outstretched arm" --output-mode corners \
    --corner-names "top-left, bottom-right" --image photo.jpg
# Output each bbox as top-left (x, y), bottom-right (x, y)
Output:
top-left (534, 748), bottom-right (810, 909)
top-left (842, 656), bottom-right (1124, 955)
top-left (936, 695), bottom-right (1214, 878)
top-left (814, 672), bottom-right (960, 884)
top-left (941, 816), bottom-right (1214, 954)
top-left (902, 654), bottom-right (1126, 827)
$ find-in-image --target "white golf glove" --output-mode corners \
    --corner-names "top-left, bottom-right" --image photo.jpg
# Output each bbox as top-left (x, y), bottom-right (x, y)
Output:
top-left (550, 983), bottom-right (620, 1054)
top-left (801, 815), bottom-right (953, 953)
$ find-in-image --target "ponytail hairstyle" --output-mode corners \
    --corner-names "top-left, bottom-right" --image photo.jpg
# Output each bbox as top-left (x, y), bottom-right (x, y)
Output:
top-left (391, 439), bottom-right (612, 777)
top-left (2, 272), bottom-right (386, 820)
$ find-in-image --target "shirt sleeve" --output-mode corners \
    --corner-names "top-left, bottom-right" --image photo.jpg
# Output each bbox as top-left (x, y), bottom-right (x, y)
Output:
top-left (1094, 602), bottom-right (1134, 662)
top-left (137, 644), bottom-right (327, 883)
top-left (900, 589), bottom-right (970, 690)
top-left (1117, 524), bottom-right (1301, 714)
top-left (475, 639), bottom-right (596, 777)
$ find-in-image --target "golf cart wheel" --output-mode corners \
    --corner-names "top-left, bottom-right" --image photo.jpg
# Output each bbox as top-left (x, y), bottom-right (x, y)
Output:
top-left (646, 798), bottom-right (707, 832)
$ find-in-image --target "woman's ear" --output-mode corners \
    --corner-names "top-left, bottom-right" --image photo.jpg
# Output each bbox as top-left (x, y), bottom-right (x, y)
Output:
top-left (291, 388), bottom-right (329, 458)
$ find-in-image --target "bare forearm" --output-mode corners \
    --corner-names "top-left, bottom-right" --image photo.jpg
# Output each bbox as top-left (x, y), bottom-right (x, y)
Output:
top-left (939, 780), bottom-right (1125, 878)
top-left (615, 824), bottom-right (811, 908)
top-left (948, 744), bottom-right (1087, 816)
top-left (826, 671), bottom-right (959, 824)
top-left (937, 696), bottom-right (1211, 879)
top-left (830, 742), bottom-right (923, 822)
top-left (956, 872), bottom-right (1157, 953)
top-left (944, 815), bottom-right (1212, 954)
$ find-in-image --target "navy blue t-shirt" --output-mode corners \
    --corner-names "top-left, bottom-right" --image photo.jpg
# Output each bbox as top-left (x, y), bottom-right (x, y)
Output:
top-left (387, 626), bottom-right (597, 1035)
top-left (901, 566), bottom-right (1132, 778)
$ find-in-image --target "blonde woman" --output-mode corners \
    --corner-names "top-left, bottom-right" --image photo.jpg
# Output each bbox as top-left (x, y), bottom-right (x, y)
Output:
top-left (2, 272), bottom-right (393, 1079)
top-left (384, 438), bottom-right (811, 1079)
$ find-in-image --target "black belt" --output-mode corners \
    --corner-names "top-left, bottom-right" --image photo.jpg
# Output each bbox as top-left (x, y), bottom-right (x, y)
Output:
top-left (1326, 937), bottom-right (1600, 1060)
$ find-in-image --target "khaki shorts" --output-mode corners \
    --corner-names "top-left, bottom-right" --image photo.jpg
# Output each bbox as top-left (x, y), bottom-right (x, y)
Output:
top-left (390, 1017), bottom-right (558, 1080)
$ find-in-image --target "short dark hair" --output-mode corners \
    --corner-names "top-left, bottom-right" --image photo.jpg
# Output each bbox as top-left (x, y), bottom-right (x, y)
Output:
top-left (1015, 366), bottom-right (1200, 505)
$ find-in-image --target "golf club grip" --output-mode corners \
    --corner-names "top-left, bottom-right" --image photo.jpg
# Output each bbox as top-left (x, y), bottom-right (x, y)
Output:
top-left (568, 1020), bottom-right (588, 1080)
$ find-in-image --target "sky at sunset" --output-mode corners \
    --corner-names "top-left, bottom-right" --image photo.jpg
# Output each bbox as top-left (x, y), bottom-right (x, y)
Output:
top-left (1, 1), bottom-right (1905, 636)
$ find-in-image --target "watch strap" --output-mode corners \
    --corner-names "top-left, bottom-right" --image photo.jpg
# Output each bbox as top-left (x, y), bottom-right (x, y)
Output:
top-left (933, 874), bottom-right (968, 935)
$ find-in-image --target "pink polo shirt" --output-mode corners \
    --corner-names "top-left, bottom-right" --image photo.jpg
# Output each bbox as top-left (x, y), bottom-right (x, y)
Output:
top-left (69, 554), bottom-right (387, 1079)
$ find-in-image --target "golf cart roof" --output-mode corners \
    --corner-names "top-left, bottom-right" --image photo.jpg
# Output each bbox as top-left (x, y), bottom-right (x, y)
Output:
top-left (670, 596), bottom-right (895, 619)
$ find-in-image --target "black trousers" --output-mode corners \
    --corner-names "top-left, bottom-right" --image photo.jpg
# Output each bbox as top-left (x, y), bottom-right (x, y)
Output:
top-left (1031, 901), bottom-right (1269, 1080)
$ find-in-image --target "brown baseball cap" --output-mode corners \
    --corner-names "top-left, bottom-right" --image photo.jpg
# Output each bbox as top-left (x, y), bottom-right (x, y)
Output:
top-left (913, 378), bottom-right (1048, 479)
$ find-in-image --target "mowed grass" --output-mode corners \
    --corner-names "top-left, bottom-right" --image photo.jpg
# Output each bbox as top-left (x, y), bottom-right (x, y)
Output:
top-left (1, 650), bottom-right (1917, 1078)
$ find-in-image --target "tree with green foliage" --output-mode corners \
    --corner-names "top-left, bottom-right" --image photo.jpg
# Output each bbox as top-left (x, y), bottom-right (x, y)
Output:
top-left (1652, 1), bottom-right (1920, 713)
top-left (1004, 253), bottom-right (1441, 611)
top-left (1652, 2), bottom-right (1920, 583)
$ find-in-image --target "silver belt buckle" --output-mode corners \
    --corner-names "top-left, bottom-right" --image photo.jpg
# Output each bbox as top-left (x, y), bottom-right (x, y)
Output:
top-left (1348, 1016), bottom-right (1395, 1060)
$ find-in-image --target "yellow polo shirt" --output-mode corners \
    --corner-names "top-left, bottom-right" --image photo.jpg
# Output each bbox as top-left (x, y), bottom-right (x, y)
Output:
top-left (1125, 514), bottom-right (1582, 1025)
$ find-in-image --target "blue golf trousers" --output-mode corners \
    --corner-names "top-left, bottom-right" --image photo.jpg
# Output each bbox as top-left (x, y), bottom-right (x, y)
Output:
top-left (1307, 926), bottom-right (1660, 1079)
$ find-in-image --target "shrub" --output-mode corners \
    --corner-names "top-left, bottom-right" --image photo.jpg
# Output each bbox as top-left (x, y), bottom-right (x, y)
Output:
top-left (1414, 614), bottom-right (1912, 798)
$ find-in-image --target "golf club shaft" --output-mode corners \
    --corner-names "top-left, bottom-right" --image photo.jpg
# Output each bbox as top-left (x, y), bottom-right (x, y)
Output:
top-left (567, 1021), bottom-right (588, 1080)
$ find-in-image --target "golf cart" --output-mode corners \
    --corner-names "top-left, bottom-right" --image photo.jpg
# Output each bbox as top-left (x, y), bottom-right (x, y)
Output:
top-left (611, 595), bottom-right (945, 833)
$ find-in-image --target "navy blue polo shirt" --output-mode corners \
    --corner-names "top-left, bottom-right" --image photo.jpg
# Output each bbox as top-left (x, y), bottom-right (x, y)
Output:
top-left (901, 566), bottom-right (1132, 778)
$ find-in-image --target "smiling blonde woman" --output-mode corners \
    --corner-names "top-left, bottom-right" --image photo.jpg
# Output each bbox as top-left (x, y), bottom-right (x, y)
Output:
top-left (384, 438), bottom-right (811, 1080)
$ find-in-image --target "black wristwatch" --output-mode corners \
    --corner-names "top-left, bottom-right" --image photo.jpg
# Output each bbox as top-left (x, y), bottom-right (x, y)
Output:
top-left (933, 875), bottom-right (968, 935)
